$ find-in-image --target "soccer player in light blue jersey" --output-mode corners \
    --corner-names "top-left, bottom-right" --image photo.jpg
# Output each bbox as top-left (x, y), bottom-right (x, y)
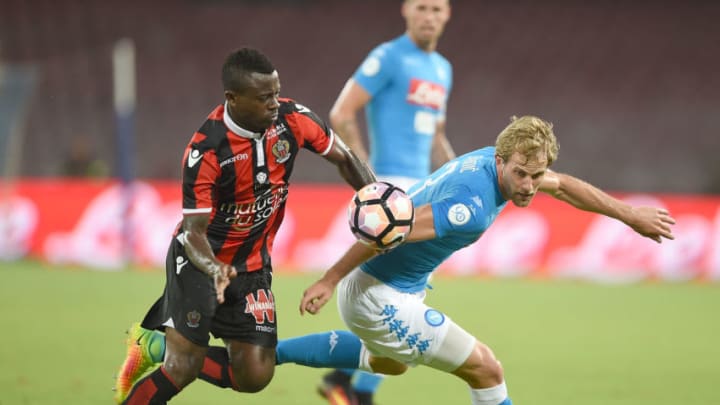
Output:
top-left (323, 0), bottom-right (455, 401)
top-left (276, 116), bottom-right (676, 405)
top-left (330, 0), bottom-right (455, 193)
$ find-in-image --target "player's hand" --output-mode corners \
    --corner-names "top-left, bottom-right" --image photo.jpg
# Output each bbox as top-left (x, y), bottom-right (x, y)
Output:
top-left (628, 206), bottom-right (676, 243)
top-left (213, 264), bottom-right (237, 304)
top-left (299, 279), bottom-right (334, 316)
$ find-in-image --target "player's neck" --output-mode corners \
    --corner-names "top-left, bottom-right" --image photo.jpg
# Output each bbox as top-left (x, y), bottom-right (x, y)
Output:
top-left (407, 32), bottom-right (437, 53)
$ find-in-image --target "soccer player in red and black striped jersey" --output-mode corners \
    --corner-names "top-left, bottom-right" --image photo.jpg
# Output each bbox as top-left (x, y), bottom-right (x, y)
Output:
top-left (114, 48), bottom-right (376, 404)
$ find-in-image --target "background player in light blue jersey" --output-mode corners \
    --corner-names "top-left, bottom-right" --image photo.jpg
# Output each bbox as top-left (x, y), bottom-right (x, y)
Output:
top-left (276, 116), bottom-right (676, 405)
top-left (330, 0), bottom-right (455, 193)
top-left (323, 0), bottom-right (454, 401)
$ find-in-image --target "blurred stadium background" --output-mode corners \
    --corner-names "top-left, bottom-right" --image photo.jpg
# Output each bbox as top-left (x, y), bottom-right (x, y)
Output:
top-left (1, 0), bottom-right (718, 404)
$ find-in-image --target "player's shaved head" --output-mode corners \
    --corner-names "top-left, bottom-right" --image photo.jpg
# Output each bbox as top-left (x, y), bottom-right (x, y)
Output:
top-left (222, 48), bottom-right (276, 93)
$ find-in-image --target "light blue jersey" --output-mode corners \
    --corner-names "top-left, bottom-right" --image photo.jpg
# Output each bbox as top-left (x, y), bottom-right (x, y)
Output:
top-left (361, 147), bottom-right (508, 292)
top-left (353, 34), bottom-right (452, 180)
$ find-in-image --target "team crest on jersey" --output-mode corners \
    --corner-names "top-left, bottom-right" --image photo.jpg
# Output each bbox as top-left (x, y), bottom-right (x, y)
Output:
top-left (244, 289), bottom-right (276, 324)
top-left (272, 140), bottom-right (291, 163)
top-left (186, 310), bottom-right (201, 328)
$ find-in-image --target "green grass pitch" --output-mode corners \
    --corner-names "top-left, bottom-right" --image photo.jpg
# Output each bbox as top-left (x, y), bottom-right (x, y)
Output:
top-left (1, 260), bottom-right (718, 404)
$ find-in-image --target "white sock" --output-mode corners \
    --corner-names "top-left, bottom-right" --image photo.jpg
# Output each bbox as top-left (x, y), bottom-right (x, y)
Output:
top-left (470, 381), bottom-right (508, 405)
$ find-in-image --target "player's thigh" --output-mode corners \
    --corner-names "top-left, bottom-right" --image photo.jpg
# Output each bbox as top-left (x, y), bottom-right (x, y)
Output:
top-left (143, 237), bottom-right (218, 347)
top-left (337, 270), bottom-right (473, 371)
top-left (427, 321), bottom-right (477, 372)
top-left (215, 269), bottom-right (277, 391)
top-left (212, 269), bottom-right (277, 348)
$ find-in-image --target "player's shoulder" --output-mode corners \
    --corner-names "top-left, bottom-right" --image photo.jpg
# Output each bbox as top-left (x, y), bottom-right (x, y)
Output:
top-left (192, 104), bottom-right (227, 149)
top-left (278, 97), bottom-right (317, 117)
top-left (278, 97), bottom-right (327, 133)
top-left (367, 35), bottom-right (406, 60)
top-left (450, 148), bottom-right (497, 184)
top-left (453, 147), bottom-right (495, 165)
top-left (434, 51), bottom-right (452, 70)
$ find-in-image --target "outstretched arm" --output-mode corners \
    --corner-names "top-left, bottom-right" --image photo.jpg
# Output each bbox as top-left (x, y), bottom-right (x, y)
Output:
top-left (299, 203), bottom-right (438, 315)
top-left (539, 170), bottom-right (676, 243)
top-left (300, 242), bottom-right (377, 315)
top-left (182, 214), bottom-right (237, 303)
top-left (323, 134), bottom-right (376, 190)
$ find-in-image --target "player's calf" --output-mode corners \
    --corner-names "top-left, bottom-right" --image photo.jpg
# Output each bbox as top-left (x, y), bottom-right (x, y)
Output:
top-left (453, 341), bottom-right (504, 388)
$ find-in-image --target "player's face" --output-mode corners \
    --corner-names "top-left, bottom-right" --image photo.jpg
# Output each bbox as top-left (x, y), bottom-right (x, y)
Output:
top-left (496, 151), bottom-right (548, 207)
top-left (225, 70), bottom-right (281, 133)
top-left (402, 0), bottom-right (451, 50)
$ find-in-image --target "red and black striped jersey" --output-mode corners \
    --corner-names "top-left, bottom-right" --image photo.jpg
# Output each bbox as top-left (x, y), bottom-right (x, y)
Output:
top-left (178, 99), bottom-right (335, 272)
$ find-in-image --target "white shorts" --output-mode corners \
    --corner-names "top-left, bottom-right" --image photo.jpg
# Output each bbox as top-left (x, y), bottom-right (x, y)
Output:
top-left (376, 175), bottom-right (420, 193)
top-left (337, 269), bottom-right (476, 372)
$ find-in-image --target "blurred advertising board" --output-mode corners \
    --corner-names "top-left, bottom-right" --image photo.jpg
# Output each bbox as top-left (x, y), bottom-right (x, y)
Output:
top-left (1, 179), bottom-right (718, 282)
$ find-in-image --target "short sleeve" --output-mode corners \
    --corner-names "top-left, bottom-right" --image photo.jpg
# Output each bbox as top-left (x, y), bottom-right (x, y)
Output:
top-left (430, 189), bottom-right (489, 238)
top-left (352, 45), bottom-right (395, 97)
top-left (287, 102), bottom-right (334, 156)
top-left (181, 135), bottom-right (220, 214)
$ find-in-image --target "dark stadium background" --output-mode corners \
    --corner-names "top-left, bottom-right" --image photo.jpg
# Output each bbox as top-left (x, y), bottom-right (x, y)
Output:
top-left (1, 0), bottom-right (718, 193)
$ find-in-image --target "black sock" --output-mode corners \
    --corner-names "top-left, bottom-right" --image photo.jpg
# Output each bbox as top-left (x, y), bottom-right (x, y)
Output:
top-left (198, 346), bottom-right (237, 389)
top-left (122, 366), bottom-right (179, 405)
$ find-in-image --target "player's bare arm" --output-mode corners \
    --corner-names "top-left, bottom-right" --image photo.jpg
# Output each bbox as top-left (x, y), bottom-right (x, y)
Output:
top-left (430, 119), bottom-right (456, 170)
top-left (405, 204), bottom-right (437, 242)
top-left (324, 134), bottom-right (377, 190)
top-left (329, 79), bottom-right (372, 162)
top-left (182, 214), bottom-right (237, 303)
top-left (539, 170), bottom-right (676, 243)
top-left (300, 242), bottom-right (378, 315)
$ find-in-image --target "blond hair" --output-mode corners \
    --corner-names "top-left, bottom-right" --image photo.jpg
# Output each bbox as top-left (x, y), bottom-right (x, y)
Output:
top-left (495, 115), bottom-right (559, 166)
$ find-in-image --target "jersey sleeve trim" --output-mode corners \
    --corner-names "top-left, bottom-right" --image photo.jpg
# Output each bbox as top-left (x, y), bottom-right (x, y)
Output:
top-left (183, 207), bottom-right (212, 215)
top-left (319, 129), bottom-right (336, 156)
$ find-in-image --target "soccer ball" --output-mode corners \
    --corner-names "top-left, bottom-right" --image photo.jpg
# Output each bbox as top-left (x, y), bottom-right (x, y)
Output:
top-left (347, 182), bottom-right (414, 251)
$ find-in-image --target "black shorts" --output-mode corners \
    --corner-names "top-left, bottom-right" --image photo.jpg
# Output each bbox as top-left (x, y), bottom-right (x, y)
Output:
top-left (141, 236), bottom-right (278, 348)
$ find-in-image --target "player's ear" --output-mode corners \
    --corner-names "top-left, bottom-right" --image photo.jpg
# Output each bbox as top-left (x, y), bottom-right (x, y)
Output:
top-left (224, 90), bottom-right (235, 103)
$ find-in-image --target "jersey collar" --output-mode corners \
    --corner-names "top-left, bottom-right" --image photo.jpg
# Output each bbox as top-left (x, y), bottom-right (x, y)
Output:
top-left (223, 102), bottom-right (264, 139)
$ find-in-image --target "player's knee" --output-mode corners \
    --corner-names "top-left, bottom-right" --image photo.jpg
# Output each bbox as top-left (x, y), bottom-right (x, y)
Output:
top-left (369, 356), bottom-right (408, 376)
top-left (230, 363), bottom-right (274, 392)
top-left (228, 348), bottom-right (276, 393)
top-left (163, 352), bottom-right (205, 387)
